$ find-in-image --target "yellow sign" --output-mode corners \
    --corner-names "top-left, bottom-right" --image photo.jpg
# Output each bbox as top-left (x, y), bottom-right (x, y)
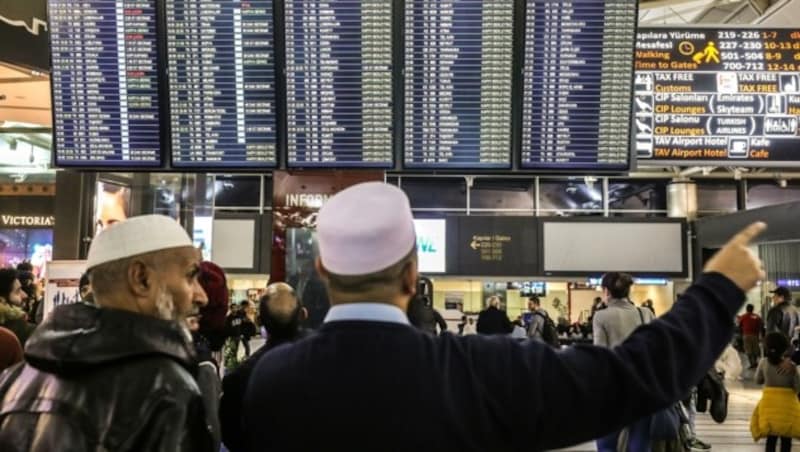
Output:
top-left (678, 41), bottom-right (695, 56)
top-left (693, 41), bottom-right (720, 64)
top-left (470, 234), bottom-right (512, 262)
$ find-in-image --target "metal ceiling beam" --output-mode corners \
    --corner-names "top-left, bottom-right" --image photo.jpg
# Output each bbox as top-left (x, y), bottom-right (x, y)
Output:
top-left (0, 77), bottom-right (49, 84)
top-left (639, 0), bottom-right (711, 9)
top-left (0, 127), bottom-right (51, 133)
top-left (747, 0), bottom-right (774, 14)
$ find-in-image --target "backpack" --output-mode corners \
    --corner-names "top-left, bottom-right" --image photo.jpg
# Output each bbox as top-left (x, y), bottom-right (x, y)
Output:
top-left (533, 311), bottom-right (560, 348)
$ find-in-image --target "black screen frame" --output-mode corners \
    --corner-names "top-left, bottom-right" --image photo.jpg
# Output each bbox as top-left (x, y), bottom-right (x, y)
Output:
top-left (49, 0), bottom-right (167, 170)
top-left (164, 0), bottom-right (280, 170)
top-left (537, 216), bottom-right (689, 278)
top-left (635, 26), bottom-right (800, 169)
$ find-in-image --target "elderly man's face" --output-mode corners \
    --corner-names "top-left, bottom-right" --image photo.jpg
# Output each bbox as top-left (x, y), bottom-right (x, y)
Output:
top-left (150, 247), bottom-right (206, 321)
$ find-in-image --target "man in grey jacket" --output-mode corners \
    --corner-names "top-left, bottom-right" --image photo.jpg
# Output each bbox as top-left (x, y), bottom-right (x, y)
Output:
top-left (526, 296), bottom-right (549, 341)
top-left (592, 276), bottom-right (655, 348)
top-left (592, 273), bottom-right (657, 451)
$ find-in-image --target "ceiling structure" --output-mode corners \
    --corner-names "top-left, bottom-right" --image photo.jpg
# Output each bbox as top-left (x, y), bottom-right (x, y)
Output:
top-left (638, 0), bottom-right (790, 25)
top-left (0, 61), bottom-right (50, 127)
top-left (0, 61), bottom-right (53, 180)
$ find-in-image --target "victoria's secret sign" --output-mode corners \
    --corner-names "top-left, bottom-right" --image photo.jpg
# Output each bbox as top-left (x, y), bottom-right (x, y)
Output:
top-left (0, 194), bottom-right (55, 228)
top-left (1, 215), bottom-right (54, 227)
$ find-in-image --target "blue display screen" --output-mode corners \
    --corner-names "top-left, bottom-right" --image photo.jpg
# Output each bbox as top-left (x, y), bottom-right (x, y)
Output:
top-left (166, 0), bottom-right (277, 168)
top-left (285, 0), bottom-right (394, 168)
top-left (521, 0), bottom-right (635, 170)
top-left (403, 0), bottom-right (513, 169)
top-left (50, 0), bottom-right (163, 167)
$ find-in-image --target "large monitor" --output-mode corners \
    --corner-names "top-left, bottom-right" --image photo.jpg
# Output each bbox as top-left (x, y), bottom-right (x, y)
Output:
top-left (541, 220), bottom-right (686, 276)
top-left (285, 0), bottom-right (394, 168)
top-left (49, 0), bottom-right (163, 167)
top-left (520, 0), bottom-right (635, 171)
top-left (403, 0), bottom-right (514, 169)
top-left (166, 0), bottom-right (278, 168)
top-left (414, 219), bottom-right (446, 273)
top-left (635, 28), bottom-right (800, 167)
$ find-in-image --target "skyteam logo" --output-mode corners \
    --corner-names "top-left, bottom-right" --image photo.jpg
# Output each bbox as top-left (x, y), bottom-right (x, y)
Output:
top-left (413, 219), bottom-right (446, 273)
top-left (0, 14), bottom-right (47, 36)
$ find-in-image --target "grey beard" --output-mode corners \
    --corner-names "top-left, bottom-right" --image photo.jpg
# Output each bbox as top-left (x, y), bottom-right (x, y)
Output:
top-left (155, 288), bottom-right (177, 321)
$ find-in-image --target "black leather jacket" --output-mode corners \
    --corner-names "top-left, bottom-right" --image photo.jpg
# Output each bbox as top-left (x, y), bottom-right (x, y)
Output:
top-left (0, 302), bottom-right (214, 452)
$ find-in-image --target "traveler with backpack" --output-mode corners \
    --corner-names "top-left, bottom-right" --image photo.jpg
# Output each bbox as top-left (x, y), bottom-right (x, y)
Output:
top-left (527, 296), bottom-right (559, 347)
top-left (593, 273), bottom-right (659, 452)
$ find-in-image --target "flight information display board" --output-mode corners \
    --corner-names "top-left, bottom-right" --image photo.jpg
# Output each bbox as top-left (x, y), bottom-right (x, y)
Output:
top-left (166, 0), bottom-right (277, 168)
top-left (285, 0), bottom-right (394, 167)
top-left (635, 29), bottom-right (800, 167)
top-left (49, 0), bottom-right (163, 167)
top-left (404, 0), bottom-right (514, 169)
top-left (521, 0), bottom-right (635, 170)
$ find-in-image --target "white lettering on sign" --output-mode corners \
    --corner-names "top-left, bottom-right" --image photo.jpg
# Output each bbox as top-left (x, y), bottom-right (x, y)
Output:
top-left (1, 215), bottom-right (55, 227)
top-left (284, 194), bottom-right (331, 209)
top-left (0, 14), bottom-right (48, 36)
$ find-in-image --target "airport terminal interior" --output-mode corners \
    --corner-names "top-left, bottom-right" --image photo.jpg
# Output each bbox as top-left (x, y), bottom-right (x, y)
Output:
top-left (2, 0), bottom-right (800, 451)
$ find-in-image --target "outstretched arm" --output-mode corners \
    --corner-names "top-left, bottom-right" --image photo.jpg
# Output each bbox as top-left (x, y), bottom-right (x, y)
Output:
top-left (528, 273), bottom-right (742, 450)
top-left (493, 223), bottom-right (764, 451)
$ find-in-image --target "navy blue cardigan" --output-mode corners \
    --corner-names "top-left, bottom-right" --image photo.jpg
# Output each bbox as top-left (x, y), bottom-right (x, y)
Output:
top-left (244, 273), bottom-right (742, 451)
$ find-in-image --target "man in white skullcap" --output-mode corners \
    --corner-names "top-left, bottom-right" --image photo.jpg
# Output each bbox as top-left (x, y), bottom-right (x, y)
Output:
top-left (0, 215), bottom-right (215, 452)
top-left (243, 182), bottom-right (766, 451)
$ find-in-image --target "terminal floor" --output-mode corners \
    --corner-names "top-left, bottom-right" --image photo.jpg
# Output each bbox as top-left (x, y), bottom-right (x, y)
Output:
top-left (555, 370), bottom-right (800, 451)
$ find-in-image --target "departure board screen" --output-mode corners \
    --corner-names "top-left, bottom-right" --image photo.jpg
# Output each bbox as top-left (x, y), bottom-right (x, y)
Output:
top-left (635, 29), bottom-right (800, 167)
top-left (49, 0), bottom-right (163, 167)
top-left (404, 0), bottom-right (513, 169)
top-left (285, 0), bottom-right (394, 168)
top-left (521, 0), bottom-right (635, 170)
top-left (166, 0), bottom-right (277, 168)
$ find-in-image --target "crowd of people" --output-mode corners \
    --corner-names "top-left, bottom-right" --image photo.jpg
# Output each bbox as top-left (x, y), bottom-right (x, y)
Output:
top-left (0, 181), bottom-right (796, 452)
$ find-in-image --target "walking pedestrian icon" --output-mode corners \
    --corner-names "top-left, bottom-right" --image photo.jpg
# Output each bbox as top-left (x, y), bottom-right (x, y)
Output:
top-left (693, 42), bottom-right (720, 65)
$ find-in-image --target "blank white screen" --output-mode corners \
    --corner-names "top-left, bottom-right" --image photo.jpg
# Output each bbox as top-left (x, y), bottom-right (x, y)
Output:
top-left (543, 222), bottom-right (683, 273)
top-left (212, 219), bottom-right (256, 269)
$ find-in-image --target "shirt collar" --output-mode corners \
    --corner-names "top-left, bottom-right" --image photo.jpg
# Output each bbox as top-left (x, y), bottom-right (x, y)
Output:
top-left (324, 303), bottom-right (410, 325)
top-left (608, 298), bottom-right (633, 307)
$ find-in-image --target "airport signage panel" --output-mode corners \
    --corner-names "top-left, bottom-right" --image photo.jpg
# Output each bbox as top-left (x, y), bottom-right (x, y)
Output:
top-left (636, 28), bottom-right (800, 167)
top-left (450, 216), bottom-right (538, 276)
